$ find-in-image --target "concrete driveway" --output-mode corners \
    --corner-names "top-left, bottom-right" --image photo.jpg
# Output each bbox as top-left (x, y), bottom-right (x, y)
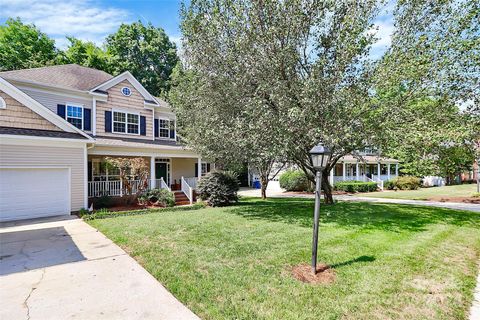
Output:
top-left (0, 216), bottom-right (199, 320)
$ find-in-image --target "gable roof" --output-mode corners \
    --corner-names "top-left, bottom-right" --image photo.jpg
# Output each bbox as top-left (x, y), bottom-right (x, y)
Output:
top-left (89, 71), bottom-right (159, 106)
top-left (0, 64), bottom-right (113, 91)
top-left (0, 77), bottom-right (93, 141)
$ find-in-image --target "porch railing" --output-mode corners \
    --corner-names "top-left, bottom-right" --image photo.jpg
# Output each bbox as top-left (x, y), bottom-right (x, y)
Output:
top-left (184, 177), bottom-right (198, 190)
top-left (369, 175), bottom-right (384, 191)
top-left (181, 176), bottom-right (194, 205)
top-left (89, 180), bottom-right (122, 197)
top-left (89, 179), bottom-right (163, 197)
top-left (155, 177), bottom-right (171, 191)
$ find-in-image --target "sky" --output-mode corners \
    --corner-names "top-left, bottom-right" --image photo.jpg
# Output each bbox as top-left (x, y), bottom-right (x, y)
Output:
top-left (0, 0), bottom-right (394, 58)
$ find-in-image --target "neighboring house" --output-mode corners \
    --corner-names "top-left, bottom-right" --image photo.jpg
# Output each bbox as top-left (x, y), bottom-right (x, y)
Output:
top-left (249, 149), bottom-right (400, 189)
top-left (0, 64), bottom-right (209, 222)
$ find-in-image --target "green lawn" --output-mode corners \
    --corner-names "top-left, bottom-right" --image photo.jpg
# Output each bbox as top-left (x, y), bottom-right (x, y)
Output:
top-left (360, 183), bottom-right (478, 200)
top-left (88, 198), bottom-right (480, 319)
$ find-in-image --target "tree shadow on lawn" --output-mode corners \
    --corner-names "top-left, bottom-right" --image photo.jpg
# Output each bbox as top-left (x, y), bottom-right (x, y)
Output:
top-left (229, 198), bottom-right (480, 232)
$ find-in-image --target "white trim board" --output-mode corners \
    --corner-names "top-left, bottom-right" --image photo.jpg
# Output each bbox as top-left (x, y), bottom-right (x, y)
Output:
top-left (89, 71), bottom-right (159, 106)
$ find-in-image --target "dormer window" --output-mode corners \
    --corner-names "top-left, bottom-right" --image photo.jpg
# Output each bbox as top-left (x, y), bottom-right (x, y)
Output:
top-left (121, 87), bottom-right (132, 96)
top-left (66, 105), bottom-right (83, 129)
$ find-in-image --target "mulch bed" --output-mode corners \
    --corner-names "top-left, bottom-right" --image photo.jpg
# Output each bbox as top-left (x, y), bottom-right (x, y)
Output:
top-left (106, 204), bottom-right (164, 212)
top-left (427, 196), bottom-right (480, 204)
top-left (291, 263), bottom-right (336, 284)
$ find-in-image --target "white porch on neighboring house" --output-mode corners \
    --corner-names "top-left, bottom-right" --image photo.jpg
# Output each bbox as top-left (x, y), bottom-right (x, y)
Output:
top-left (329, 155), bottom-right (399, 190)
top-left (87, 154), bottom-right (212, 204)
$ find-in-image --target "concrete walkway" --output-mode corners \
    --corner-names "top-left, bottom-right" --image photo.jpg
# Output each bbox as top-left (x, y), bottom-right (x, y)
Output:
top-left (239, 183), bottom-right (480, 213)
top-left (0, 216), bottom-right (199, 320)
top-left (471, 271), bottom-right (480, 320)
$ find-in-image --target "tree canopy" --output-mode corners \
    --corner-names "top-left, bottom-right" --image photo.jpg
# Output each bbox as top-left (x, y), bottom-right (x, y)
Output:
top-left (58, 37), bottom-right (112, 73)
top-left (106, 21), bottom-right (179, 97)
top-left (0, 19), bottom-right (179, 97)
top-left (0, 18), bottom-right (57, 70)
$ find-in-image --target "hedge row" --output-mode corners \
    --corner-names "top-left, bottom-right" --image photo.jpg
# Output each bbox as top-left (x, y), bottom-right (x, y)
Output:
top-left (334, 181), bottom-right (378, 193)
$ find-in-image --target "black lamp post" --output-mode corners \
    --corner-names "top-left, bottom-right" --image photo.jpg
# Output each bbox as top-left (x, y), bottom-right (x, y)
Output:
top-left (309, 143), bottom-right (332, 274)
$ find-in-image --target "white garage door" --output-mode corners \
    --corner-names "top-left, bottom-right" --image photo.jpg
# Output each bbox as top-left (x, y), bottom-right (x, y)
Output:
top-left (0, 168), bottom-right (70, 222)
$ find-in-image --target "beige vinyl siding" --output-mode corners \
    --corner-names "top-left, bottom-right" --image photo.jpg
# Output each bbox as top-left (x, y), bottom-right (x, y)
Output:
top-left (19, 87), bottom-right (92, 114)
top-left (172, 158), bottom-right (197, 182)
top-left (0, 144), bottom-right (85, 211)
top-left (0, 90), bottom-right (61, 131)
top-left (96, 80), bottom-right (153, 139)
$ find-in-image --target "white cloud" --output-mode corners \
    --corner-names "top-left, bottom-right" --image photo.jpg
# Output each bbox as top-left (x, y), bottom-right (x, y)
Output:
top-left (369, 2), bottom-right (396, 60)
top-left (0, 0), bottom-right (130, 48)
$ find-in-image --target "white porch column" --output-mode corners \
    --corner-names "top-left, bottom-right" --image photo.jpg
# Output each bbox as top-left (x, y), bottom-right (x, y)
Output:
top-left (356, 162), bottom-right (360, 181)
top-left (329, 167), bottom-right (334, 185)
top-left (377, 163), bottom-right (381, 179)
top-left (342, 162), bottom-right (346, 181)
top-left (150, 157), bottom-right (155, 189)
top-left (92, 98), bottom-right (97, 136)
top-left (395, 163), bottom-right (399, 176)
top-left (387, 163), bottom-right (391, 180)
top-left (197, 157), bottom-right (202, 179)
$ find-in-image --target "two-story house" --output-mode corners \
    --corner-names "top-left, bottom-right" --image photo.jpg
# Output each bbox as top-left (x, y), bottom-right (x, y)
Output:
top-left (0, 64), bottom-right (209, 222)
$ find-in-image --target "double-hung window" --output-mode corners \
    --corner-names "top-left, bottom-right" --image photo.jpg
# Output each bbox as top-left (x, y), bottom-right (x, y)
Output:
top-left (113, 111), bottom-right (139, 134)
top-left (67, 105), bottom-right (83, 129)
top-left (158, 119), bottom-right (170, 138)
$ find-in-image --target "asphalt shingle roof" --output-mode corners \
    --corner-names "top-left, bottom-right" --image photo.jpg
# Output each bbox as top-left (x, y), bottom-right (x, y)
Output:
top-left (0, 126), bottom-right (88, 140)
top-left (0, 64), bottom-right (113, 91)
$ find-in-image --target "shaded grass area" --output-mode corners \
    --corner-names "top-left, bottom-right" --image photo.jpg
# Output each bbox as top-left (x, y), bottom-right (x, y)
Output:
top-left (360, 183), bottom-right (478, 200)
top-left (89, 198), bottom-right (480, 320)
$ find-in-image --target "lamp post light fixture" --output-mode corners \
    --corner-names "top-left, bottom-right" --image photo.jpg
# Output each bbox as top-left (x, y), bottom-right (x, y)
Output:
top-left (309, 143), bottom-right (332, 274)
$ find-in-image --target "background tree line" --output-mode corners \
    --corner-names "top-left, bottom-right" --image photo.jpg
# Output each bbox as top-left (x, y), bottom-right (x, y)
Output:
top-left (0, 18), bottom-right (179, 97)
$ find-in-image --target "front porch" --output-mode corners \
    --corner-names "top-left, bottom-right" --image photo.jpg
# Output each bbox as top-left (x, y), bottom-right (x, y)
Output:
top-left (87, 155), bottom-right (211, 204)
top-left (329, 156), bottom-right (400, 190)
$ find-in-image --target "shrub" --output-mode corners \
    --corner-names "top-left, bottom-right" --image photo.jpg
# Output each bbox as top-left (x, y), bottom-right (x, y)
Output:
top-left (391, 176), bottom-right (421, 190)
top-left (472, 192), bottom-right (480, 198)
top-left (139, 188), bottom-right (175, 207)
top-left (384, 180), bottom-right (394, 190)
top-left (279, 170), bottom-right (310, 191)
top-left (197, 171), bottom-right (239, 207)
top-left (93, 194), bottom-right (114, 209)
top-left (334, 181), bottom-right (378, 193)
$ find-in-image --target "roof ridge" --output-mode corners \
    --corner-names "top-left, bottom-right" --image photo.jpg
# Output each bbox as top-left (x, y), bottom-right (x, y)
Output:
top-left (0, 64), bottom-right (113, 77)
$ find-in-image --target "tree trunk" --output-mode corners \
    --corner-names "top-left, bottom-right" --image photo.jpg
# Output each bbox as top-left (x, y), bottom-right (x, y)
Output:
top-left (260, 175), bottom-right (269, 200)
top-left (321, 169), bottom-right (334, 204)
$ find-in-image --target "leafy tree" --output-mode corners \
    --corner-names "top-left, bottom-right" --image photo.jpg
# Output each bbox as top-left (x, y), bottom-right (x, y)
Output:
top-left (58, 37), bottom-right (112, 72)
top-left (106, 21), bottom-right (179, 97)
top-left (176, 0), bottom-right (383, 203)
top-left (374, 0), bottom-right (479, 182)
top-left (0, 18), bottom-right (57, 70)
top-left (170, 63), bottom-right (285, 199)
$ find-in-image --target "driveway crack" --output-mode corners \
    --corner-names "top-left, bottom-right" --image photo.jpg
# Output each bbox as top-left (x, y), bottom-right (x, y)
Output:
top-left (23, 268), bottom-right (46, 320)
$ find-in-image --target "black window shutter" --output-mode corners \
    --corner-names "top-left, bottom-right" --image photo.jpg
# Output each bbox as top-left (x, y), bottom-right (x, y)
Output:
top-left (140, 116), bottom-right (147, 135)
top-left (88, 161), bottom-right (93, 181)
top-left (194, 164), bottom-right (198, 177)
top-left (57, 104), bottom-right (66, 119)
top-left (169, 120), bottom-right (175, 139)
top-left (105, 111), bottom-right (112, 132)
top-left (154, 119), bottom-right (159, 137)
top-left (207, 163), bottom-right (211, 172)
top-left (83, 108), bottom-right (91, 131)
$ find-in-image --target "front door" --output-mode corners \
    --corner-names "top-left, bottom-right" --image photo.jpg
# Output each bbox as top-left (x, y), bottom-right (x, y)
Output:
top-left (155, 162), bottom-right (168, 185)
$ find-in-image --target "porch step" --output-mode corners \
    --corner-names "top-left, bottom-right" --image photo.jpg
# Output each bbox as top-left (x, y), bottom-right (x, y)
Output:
top-left (174, 191), bottom-right (190, 205)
